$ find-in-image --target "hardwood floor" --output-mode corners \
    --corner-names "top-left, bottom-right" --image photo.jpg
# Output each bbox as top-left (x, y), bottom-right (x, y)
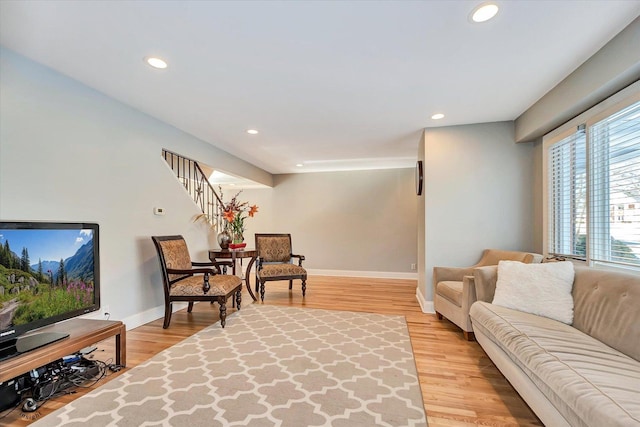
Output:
top-left (1, 276), bottom-right (542, 426)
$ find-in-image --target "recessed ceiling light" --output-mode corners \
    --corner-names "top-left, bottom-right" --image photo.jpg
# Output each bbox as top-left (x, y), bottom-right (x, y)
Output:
top-left (296, 163), bottom-right (303, 167)
top-left (471, 3), bottom-right (499, 23)
top-left (247, 129), bottom-right (259, 135)
top-left (145, 56), bottom-right (167, 69)
top-left (431, 113), bottom-right (445, 120)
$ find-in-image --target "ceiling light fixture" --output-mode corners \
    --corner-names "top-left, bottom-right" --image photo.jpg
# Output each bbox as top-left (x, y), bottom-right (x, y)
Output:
top-left (471, 3), bottom-right (499, 23)
top-left (296, 164), bottom-right (303, 167)
top-left (431, 113), bottom-right (445, 120)
top-left (247, 129), bottom-right (259, 135)
top-left (145, 56), bottom-right (168, 69)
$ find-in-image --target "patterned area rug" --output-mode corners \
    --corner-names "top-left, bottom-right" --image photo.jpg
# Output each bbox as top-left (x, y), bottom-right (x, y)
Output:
top-left (33, 304), bottom-right (427, 426)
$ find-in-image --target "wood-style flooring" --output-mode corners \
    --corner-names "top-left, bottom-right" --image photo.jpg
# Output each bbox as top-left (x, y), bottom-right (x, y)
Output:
top-left (1, 276), bottom-right (542, 426)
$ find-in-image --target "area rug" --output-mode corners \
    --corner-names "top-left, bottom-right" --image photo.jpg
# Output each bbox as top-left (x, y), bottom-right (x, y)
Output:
top-left (33, 304), bottom-right (427, 427)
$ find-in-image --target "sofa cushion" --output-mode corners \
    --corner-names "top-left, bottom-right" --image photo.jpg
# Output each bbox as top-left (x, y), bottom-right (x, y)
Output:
top-left (572, 267), bottom-right (640, 362)
top-left (436, 281), bottom-right (463, 307)
top-left (492, 261), bottom-right (575, 324)
top-left (470, 301), bottom-right (640, 427)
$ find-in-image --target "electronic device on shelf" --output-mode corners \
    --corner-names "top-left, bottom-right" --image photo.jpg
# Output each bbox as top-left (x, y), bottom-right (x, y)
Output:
top-left (0, 221), bottom-right (100, 361)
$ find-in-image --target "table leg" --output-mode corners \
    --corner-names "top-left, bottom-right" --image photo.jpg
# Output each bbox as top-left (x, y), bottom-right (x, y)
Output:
top-left (231, 253), bottom-right (238, 308)
top-left (116, 324), bottom-right (126, 367)
top-left (245, 256), bottom-right (258, 301)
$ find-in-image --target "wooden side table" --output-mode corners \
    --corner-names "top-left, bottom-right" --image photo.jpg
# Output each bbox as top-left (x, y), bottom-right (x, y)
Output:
top-left (209, 248), bottom-right (258, 301)
top-left (0, 318), bottom-right (126, 383)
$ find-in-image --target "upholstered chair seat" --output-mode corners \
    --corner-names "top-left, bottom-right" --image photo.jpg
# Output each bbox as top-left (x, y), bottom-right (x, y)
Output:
top-left (258, 263), bottom-right (307, 279)
top-left (433, 249), bottom-right (543, 340)
top-left (255, 233), bottom-right (307, 301)
top-left (169, 274), bottom-right (241, 297)
top-left (152, 235), bottom-right (243, 328)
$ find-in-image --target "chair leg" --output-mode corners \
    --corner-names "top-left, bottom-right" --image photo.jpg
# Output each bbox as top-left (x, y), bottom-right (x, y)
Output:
top-left (301, 279), bottom-right (306, 296)
top-left (436, 312), bottom-right (443, 320)
top-left (219, 299), bottom-right (227, 328)
top-left (260, 282), bottom-right (265, 302)
top-left (289, 280), bottom-right (293, 290)
top-left (187, 302), bottom-right (194, 313)
top-left (163, 302), bottom-right (172, 329)
top-left (235, 289), bottom-right (242, 310)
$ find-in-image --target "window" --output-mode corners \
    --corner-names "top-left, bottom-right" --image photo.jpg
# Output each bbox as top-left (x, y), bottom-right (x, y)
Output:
top-left (548, 129), bottom-right (586, 259)
top-left (545, 88), bottom-right (640, 269)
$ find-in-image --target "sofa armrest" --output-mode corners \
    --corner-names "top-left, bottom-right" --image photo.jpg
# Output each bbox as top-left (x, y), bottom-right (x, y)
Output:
top-left (473, 265), bottom-right (498, 302)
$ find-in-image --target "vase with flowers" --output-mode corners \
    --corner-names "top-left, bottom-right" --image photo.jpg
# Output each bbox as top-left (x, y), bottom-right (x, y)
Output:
top-left (194, 187), bottom-right (258, 250)
top-left (219, 188), bottom-right (258, 249)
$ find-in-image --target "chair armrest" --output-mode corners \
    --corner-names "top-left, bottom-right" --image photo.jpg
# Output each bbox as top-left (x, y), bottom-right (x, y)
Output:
top-left (432, 266), bottom-right (475, 284)
top-left (433, 266), bottom-right (474, 299)
top-left (194, 260), bottom-right (233, 274)
top-left (461, 275), bottom-right (477, 312)
top-left (167, 267), bottom-right (216, 293)
top-left (291, 254), bottom-right (305, 266)
top-left (192, 261), bottom-right (215, 267)
top-left (473, 265), bottom-right (498, 302)
top-left (167, 267), bottom-right (217, 275)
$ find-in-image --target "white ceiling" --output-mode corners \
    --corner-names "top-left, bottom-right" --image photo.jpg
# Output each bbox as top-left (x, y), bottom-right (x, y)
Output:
top-left (1, 1), bottom-right (639, 175)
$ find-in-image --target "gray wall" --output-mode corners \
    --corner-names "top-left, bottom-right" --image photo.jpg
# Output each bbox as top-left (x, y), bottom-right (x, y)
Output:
top-left (0, 48), bottom-right (418, 332)
top-left (532, 139), bottom-right (544, 253)
top-left (0, 47), bottom-right (273, 327)
top-left (515, 17), bottom-right (640, 142)
top-left (418, 122), bottom-right (536, 306)
top-left (241, 169), bottom-right (418, 276)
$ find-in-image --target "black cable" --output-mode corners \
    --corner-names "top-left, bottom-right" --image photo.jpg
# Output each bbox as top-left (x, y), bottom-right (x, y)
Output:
top-left (101, 356), bottom-right (125, 373)
top-left (1, 355), bottom-right (118, 421)
top-left (67, 359), bottom-right (108, 387)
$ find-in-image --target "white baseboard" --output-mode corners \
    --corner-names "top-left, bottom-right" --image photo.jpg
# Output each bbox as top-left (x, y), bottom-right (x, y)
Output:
top-left (307, 269), bottom-right (418, 280)
top-left (83, 302), bottom-right (189, 331)
top-left (84, 270), bottom-right (419, 330)
top-left (119, 303), bottom-right (188, 331)
top-left (416, 288), bottom-right (434, 313)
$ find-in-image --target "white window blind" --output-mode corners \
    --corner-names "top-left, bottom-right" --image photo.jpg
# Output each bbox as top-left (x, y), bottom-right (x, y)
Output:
top-left (547, 96), bottom-right (640, 269)
top-left (589, 101), bottom-right (640, 266)
top-left (548, 130), bottom-right (587, 259)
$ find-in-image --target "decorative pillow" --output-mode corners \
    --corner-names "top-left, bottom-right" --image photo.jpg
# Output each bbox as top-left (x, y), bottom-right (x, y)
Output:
top-left (492, 260), bottom-right (575, 324)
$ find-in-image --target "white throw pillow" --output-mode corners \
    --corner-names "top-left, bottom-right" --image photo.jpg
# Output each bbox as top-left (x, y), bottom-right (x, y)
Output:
top-left (492, 260), bottom-right (575, 324)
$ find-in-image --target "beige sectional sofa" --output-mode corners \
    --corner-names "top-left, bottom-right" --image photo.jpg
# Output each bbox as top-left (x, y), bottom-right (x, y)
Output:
top-left (469, 265), bottom-right (640, 427)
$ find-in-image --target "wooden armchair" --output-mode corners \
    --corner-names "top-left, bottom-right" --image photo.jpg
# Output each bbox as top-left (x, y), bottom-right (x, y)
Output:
top-left (255, 234), bottom-right (307, 301)
top-left (433, 249), bottom-right (543, 340)
top-left (152, 235), bottom-right (242, 328)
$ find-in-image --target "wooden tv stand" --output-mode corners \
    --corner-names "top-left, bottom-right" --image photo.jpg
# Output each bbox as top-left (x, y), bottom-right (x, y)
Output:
top-left (0, 318), bottom-right (126, 383)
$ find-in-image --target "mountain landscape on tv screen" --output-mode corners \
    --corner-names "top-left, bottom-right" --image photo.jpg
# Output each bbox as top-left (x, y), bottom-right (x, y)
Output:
top-left (28, 240), bottom-right (95, 283)
top-left (0, 238), bottom-right (95, 329)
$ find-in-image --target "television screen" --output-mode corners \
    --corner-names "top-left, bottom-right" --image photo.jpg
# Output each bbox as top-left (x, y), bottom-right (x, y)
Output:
top-left (0, 222), bottom-right (100, 358)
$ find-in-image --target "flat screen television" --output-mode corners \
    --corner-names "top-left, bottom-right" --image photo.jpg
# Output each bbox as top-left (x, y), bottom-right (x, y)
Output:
top-left (0, 221), bottom-right (100, 361)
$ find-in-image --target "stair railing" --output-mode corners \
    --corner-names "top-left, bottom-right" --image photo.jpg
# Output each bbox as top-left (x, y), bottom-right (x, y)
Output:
top-left (161, 149), bottom-right (224, 231)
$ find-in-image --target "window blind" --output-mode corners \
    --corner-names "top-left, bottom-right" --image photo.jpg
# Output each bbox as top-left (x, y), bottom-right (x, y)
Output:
top-left (589, 101), bottom-right (640, 266)
top-left (548, 130), bottom-right (587, 259)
